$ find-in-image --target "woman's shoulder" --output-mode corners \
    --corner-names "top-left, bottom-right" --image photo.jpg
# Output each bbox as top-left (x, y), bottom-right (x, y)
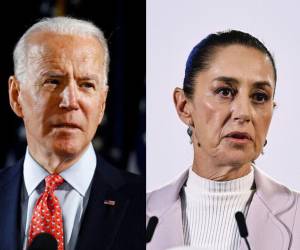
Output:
top-left (253, 166), bottom-right (300, 216)
top-left (147, 169), bottom-right (189, 217)
top-left (254, 166), bottom-right (299, 197)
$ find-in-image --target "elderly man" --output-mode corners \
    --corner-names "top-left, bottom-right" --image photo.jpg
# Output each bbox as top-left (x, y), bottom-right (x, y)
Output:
top-left (0, 17), bottom-right (144, 250)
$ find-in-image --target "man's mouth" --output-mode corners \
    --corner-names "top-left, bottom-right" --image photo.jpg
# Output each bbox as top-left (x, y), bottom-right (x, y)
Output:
top-left (53, 123), bottom-right (81, 129)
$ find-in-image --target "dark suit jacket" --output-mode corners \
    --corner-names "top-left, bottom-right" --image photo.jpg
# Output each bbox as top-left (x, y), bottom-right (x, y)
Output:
top-left (0, 155), bottom-right (145, 250)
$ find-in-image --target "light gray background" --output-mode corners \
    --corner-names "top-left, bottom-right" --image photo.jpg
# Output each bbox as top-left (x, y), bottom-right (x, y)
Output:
top-left (147, 0), bottom-right (300, 191)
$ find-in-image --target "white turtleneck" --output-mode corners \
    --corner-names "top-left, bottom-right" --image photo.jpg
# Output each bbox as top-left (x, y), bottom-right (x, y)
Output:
top-left (181, 167), bottom-right (255, 250)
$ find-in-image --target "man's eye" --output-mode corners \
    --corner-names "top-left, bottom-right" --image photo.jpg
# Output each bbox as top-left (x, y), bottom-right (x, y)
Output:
top-left (252, 92), bottom-right (269, 103)
top-left (216, 87), bottom-right (235, 97)
top-left (44, 79), bottom-right (60, 85)
top-left (80, 82), bottom-right (95, 89)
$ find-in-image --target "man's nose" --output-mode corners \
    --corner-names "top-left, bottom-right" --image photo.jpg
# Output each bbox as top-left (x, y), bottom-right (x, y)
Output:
top-left (231, 95), bottom-right (252, 123)
top-left (59, 83), bottom-right (79, 110)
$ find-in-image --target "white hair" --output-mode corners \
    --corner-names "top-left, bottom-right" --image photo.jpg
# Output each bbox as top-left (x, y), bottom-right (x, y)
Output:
top-left (13, 16), bottom-right (110, 85)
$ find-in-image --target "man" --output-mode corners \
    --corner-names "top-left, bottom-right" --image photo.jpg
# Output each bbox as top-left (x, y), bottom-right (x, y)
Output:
top-left (0, 17), bottom-right (144, 250)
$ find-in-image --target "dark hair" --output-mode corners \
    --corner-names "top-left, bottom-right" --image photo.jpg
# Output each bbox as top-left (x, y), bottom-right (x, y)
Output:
top-left (183, 30), bottom-right (277, 98)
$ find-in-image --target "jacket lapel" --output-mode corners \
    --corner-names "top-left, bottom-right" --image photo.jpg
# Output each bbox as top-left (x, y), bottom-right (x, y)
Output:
top-left (147, 170), bottom-right (188, 250)
top-left (147, 199), bottom-right (184, 250)
top-left (0, 160), bottom-right (23, 250)
top-left (240, 194), bottom-right (290, 250)
top-left (239, 168), bottom-right (294, 250)
top-left (147, 167), bottom-right (294, 250)
top-left (76, 156), bottom-right (130, 250)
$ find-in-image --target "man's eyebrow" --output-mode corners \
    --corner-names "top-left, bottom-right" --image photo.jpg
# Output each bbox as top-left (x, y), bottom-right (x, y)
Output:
top-left (78, 74), bottom-right (99, 81)
top-left (41, 72), bottom-right (100, 82)
top-left (41, 71), bottom-right (66, 78)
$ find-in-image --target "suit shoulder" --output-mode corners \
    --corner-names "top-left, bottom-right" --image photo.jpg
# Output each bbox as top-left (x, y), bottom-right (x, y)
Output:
top-left (0, 159), bottom-right (23, 189)
top-left (114, 165), bottom-right (144, 189)
top-left (96, 155), bottom-right (145, 193)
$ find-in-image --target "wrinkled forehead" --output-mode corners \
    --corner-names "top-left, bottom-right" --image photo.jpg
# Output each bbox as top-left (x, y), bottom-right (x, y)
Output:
top-left (26, 31), bottom-right (104, 66)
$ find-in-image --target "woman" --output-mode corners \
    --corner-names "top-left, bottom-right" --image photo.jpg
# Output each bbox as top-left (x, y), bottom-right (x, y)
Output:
top-left (146, 30), bottom-right (300, 250)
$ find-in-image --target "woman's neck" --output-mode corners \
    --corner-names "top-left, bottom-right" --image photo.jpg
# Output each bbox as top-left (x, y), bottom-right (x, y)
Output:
top-left (192, 156), bottom-right (252, 181)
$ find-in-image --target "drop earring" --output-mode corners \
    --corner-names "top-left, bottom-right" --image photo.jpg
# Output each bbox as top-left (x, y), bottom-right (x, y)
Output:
top-left (261, 139), bottom-right (268, 155)
top-left (187, 126), bottom-right (193, 144)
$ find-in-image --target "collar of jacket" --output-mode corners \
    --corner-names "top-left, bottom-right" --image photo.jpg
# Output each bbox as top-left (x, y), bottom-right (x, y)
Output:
top-left (146, 167), bottom-right (298, 250)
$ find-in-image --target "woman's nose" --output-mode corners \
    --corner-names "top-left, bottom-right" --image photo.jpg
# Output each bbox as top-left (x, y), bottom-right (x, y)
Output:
top-left (59, 83), bottom-right (79, 110)
top-left (231, 96), bottom-right (252, 123)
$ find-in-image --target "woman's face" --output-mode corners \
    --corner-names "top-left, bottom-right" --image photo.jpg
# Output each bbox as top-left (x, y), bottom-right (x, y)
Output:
top-left (179, 45), bottom-right (275, 167)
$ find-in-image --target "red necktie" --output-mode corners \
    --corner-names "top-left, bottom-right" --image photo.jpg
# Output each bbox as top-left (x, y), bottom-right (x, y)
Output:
top-left (28, 174), bottom-right (64, 250)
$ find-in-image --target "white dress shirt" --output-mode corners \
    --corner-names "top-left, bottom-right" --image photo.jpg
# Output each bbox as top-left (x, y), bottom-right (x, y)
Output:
top-left (21, 143), bottom-right (96, 250)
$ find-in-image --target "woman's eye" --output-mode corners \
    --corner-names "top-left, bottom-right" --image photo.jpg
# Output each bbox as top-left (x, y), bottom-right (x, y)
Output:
top-left (216, 87), bottom-right (235, 98)
top-left (252, 92), bottom-right (269, 103)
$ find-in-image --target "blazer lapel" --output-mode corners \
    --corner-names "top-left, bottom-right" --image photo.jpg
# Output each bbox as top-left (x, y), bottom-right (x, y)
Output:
top-left (239, 194), bottom-right (290, 250)
top-left (147, 170), bottom-right (188, 250)
top-left (239, 168), bottom-right (294, 250)
top-left (148, 167), bottom-right (295, 250)
top-left (0, 160), bottom-right (23, 250)
top-left (76, 157), bottom-right (130, 250)
top-left (147, 199), bottom-right (184, 250)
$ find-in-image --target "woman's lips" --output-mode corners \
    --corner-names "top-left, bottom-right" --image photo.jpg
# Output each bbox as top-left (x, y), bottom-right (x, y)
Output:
top-left (224, 131), bottom-right (252, 144)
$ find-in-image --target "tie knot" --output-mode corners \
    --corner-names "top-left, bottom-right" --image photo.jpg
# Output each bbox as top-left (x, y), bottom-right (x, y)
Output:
top-left (45, 174), bottom-right (64, 191)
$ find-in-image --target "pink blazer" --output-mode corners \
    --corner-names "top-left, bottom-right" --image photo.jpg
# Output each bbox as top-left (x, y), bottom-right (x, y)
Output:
top-left (147, 167), bottom-right (300, 250)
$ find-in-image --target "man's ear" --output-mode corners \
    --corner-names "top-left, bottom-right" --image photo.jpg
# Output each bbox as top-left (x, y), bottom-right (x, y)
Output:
top-left (8, 76), bottom-right (23, 118)
top-left (97, 85), bottom-right (108, 125)
top-left (173, 87), bottom-right (193, 126)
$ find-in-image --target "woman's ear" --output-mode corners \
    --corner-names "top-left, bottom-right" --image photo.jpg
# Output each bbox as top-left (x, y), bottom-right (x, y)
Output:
top-left (173, 87), bottom-right (193, 126)
top-left (8, 75), bottom-right (23, 118)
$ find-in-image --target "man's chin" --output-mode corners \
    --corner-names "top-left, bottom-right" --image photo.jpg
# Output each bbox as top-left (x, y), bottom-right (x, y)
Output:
top-left (52, 141), bottom-right (85, 159)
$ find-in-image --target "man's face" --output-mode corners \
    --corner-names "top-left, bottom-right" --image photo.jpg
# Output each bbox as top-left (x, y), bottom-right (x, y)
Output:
top-left (12, 32), bottom-right (107, 159)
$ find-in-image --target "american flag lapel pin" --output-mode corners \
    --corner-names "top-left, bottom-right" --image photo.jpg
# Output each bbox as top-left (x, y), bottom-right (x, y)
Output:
top-left (104, 200), bottom-right (116, 206)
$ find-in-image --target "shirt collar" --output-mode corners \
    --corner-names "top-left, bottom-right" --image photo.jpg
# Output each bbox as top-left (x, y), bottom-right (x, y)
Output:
top-left (24, 143), bottom-right (97, 197)
top-left (186, 166), bottom-right (254, 193)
